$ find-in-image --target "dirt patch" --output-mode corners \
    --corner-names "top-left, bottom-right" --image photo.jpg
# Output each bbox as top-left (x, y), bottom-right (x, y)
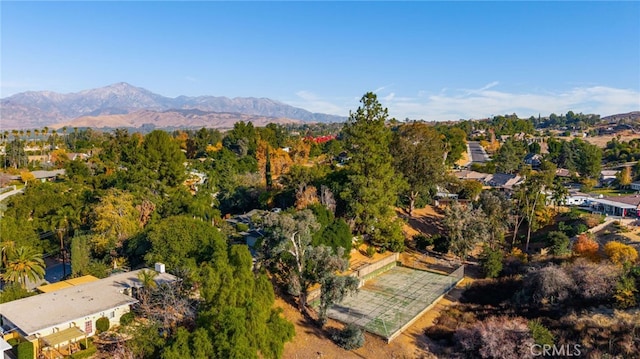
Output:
top-left (398, 206), bottom-right (444, 239)
top-left (582, 131), bottom-right (640, 148)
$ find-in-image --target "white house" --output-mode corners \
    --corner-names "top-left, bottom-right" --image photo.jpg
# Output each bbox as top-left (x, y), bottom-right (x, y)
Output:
top-left (0, 267), bottom-right (176, 357)
top-left (630, 181), bottom-right (640, 191)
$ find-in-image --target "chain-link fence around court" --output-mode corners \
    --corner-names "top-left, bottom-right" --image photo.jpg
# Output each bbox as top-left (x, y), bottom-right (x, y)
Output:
top-left (327, 264), bottom-right (464, 342)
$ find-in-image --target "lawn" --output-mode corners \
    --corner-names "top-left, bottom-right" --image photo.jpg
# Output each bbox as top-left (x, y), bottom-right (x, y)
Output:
top-left (588, 188), bottom-right (636, 196)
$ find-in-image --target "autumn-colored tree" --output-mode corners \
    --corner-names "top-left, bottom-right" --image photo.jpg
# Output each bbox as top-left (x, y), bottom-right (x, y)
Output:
top-left (289, 139), bottom-right (311, 164)
top-left (572, 234), bottom-right (600, 262)
top-left (19, 171), bottom-right (36, 184)
top-left (205, 142), bottom-right (222, 153)
top-left (50, 148), bottom-right (68, 167)
top-left (604, 241), bottom-right (638, 266)
top-left (295, 184), bottom-right (319, 209)
top-left (256, 140), bottom-right (293, 184)
top-left (616, 166), bottom-right (632, 188)
top-left (174, 130), bottom-right (189, 151)
top-left (91, 189), bottom-right (141, 254)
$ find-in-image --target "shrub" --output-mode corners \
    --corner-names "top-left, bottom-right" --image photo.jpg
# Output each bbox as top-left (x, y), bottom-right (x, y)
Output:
top-left (573, 234), bottom-right (600, 262)
top-left (120, 312), bottom-right (135, 326)
top-left (614, 275), bottom-right (638, 308)
top-left (528, 319), bottom-right (554, 346)
top-left (235, 222), bottom-right (250, 232)
top-left (573, 223), bottom-right (588, 235)
top-left (413, 233), bottom-right (433, 251)
top-left (365, 245), bottom-right (375, 258)
top-left (96, 317), bottom-right (110, 333)
top-left (521, 264), bottom-right (575, 305)
top-left (546, 231), bottom-right (570, 256)
top-left (480, 246), bottom-right (503, 278)
top-left (332, 323), bottom-right (365, 350)
top-left (604, 241), bottom-right (638, 266)
top-left (566, 258), bottom-right (620, 304)
top-left (16, 341), bottom-right (34, 359)
top-left (454, 316), bottom-right (535, 359)
top-left (584, 214), bottom-right (604, 228)
top-left (433, 235), bottom-right (451, 254)
top-left (69, 340), bottom-right (97, 359)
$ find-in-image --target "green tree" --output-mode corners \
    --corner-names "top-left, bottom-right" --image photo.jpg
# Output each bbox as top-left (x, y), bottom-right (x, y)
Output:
top-left (145, 216), bottom-right (226, 270)
top-left (4, 138), bottom-right (27, 169)
top-left (341, 93), bottom-right (404, 248)
top-left (442, 201), bottom-right (489, 260)
top-left (512, 173), bottom-right (550, 251)
top-left (477, 191), bottom-right (511, 249)
top-left (143, 130), bottom-right (187, 188)
top-left (261, 210), bottom-right (356, 316)
top-left (71, 235), bottom-right (91, 277)
top-left (3, 246), bottom-right (45, 288)
top-left (480, 245), bottom-right (503, 278)
top-left (223, 121), bottom-right (258, 157)
top-left (391, 122), bottom-right (447, 215)
top-left (546, 231), bottom-right (570, 256)
top-left (493, 139), bottom-right (527, 174)
top-left (439, 127), bottom-right (467, 166)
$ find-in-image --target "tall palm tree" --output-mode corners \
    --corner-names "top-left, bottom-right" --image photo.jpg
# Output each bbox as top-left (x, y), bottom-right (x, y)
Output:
top-left (62, 127), bottom-right (68, 149)
top-left (42, 127), bottom-right (49, 157)
top-left (51, 206), bottom-right (79, 278)
top-left (73, 127), bottom-right (79, 151)
top-left (3, 246), bottom-right (46, 288)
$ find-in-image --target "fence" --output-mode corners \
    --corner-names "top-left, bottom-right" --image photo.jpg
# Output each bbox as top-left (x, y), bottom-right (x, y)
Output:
top-left (327, 264), bottom-right (465, 342)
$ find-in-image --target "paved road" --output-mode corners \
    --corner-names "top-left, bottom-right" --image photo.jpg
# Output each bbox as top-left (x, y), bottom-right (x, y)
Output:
top-left (0, 187), bottom-right (24, 202)
top-left (468, 141), bottom-right (490, 163)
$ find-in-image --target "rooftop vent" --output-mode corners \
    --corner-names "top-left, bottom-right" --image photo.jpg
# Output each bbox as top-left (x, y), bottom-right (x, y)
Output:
top-left (154, 263), bottom-right (166, 273)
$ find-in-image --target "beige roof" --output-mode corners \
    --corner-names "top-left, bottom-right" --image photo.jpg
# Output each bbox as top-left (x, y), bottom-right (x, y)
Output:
top-left (0, 269), bottom-right (176, 336)
top-left (41, 326), bottom-right (86, 347)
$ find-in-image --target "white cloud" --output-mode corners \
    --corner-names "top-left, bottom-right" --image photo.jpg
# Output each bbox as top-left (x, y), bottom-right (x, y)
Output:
top-left (385, 85), bottom-right (640, 121)
top-left (288, 91), bottom-right (351, 116)
top-left (284, 85), bottom-right (640, 121)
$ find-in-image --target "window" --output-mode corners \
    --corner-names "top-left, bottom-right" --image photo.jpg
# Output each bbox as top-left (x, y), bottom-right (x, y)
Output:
top-left (109, 311), bottom-right (115, 319)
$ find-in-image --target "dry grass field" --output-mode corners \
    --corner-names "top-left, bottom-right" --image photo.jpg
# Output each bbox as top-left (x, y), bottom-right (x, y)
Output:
top-left (582, 130), bottom-right (640, 147)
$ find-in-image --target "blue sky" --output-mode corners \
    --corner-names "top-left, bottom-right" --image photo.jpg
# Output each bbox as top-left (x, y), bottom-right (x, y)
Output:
top-left (2, 1), bottom-right (639, 120)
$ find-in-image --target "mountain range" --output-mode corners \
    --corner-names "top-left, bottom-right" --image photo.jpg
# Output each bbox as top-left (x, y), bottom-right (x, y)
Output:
top-left (0, 82), bottom-right (347, 129)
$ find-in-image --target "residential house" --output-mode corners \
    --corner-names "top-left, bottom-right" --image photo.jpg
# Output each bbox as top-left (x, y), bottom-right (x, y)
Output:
top-left (599, 170), bottom-right (620, 187)
top-left (590, 195), bottom-right (640, 217)
top-left (0, 266), bottom-right (176, 358)
top-left (484, 173), bottom-right (523, 192)
top-left (452, 170), bottom-right (492, 183)
top-left (523, 153), bottom-right (542, 169)
top-left (631, 181), bottom-right (640, 191)
top-left (555, 168), bottom-right (573, 178)
top-left (65, 153), bottom-right (89, 161)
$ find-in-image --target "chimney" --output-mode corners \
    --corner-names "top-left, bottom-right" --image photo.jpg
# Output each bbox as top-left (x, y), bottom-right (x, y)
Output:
top-left (154, 263), bottom-right (165, 273)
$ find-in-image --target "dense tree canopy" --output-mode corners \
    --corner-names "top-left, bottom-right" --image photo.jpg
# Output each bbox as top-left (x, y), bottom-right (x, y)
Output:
top-left (341, 92), bottom-right (404, 250)
top-left (391, 122), bottom-right (447, 215)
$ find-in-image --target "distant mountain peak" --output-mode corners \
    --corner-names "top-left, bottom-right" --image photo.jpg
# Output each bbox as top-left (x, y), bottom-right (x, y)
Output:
top-left (0, 83), bottom-right (346, 129)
